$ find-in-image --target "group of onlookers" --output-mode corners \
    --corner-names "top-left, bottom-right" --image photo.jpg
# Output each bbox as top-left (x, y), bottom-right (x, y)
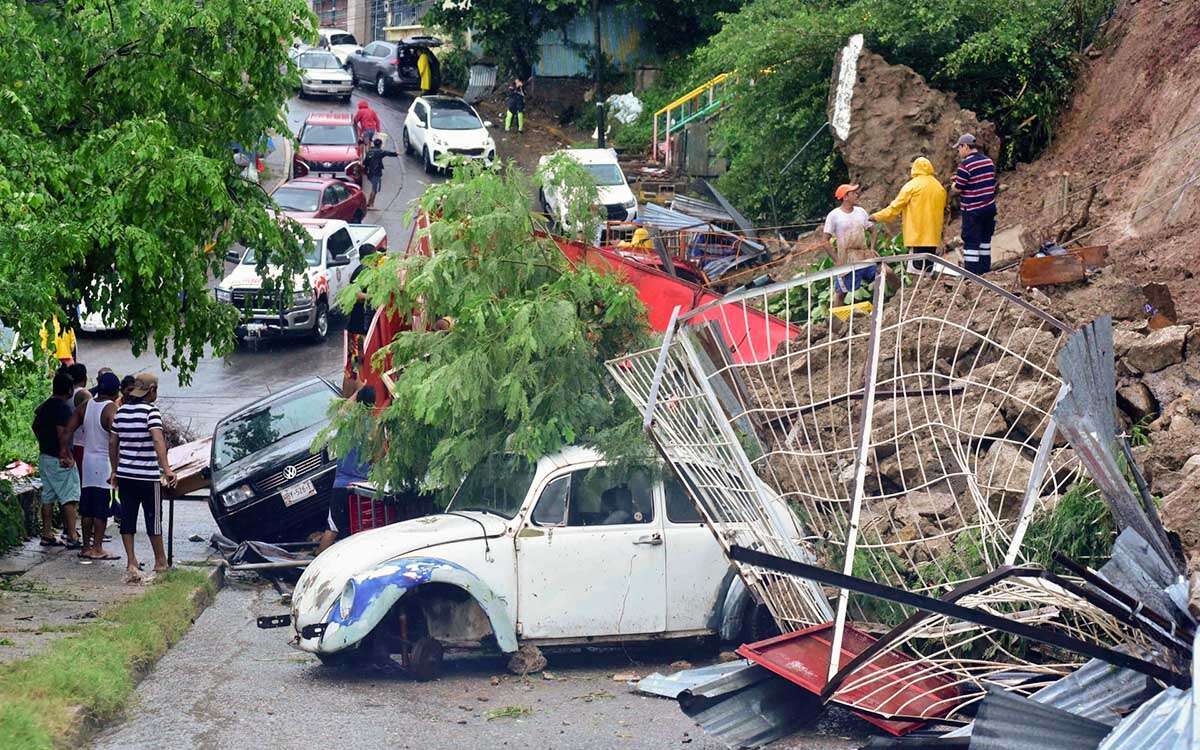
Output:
top-left (31, 363), bottom-right (177, 584)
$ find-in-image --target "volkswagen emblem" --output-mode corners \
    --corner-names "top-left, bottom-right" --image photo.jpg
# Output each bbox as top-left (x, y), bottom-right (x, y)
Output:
top-left (322, 161), bottom-right (333, 168)
top-left (283, 465), bottom-right (298, 480)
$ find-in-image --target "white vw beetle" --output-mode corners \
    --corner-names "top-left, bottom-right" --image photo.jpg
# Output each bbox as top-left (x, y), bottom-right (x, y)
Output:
top-left (284, 447), bottom-right (808, 678)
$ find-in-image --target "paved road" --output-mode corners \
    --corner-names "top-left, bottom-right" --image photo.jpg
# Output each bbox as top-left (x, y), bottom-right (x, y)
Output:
top-left (91, 577), bottom-right (867, 750)
top-left (77, 87), bottom-right (437, 439)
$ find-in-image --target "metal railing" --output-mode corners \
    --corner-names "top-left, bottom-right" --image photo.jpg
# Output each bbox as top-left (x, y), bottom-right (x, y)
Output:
top-left (651, 72), bottom-right (731, 168)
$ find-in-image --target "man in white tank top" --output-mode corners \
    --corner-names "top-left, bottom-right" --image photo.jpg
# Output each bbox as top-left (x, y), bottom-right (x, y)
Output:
top-left (64, 371), bottom-right (121, 560)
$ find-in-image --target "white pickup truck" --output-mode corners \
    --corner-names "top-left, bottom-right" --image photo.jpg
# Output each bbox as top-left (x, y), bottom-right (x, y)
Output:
top-left (216, 218), bottom-right (387, 342)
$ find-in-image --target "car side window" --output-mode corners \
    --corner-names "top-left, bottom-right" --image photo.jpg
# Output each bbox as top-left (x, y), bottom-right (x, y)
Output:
top-left (415, 103), bottom-right (428, 126)
top-left (326, 228), bottom-right (352, 258)
top-left (363, 43), bottom-right (381, 57)
top-left (331, 184), bottom-right (350, 203)
top-left (664, 475), bottom-right (704, 524)
top-left (531, 476), bottom-right (569, 526)
top-left (567, 466), bottom-right (654, 526)
top-left (322, 186), bottom-right (339, 206)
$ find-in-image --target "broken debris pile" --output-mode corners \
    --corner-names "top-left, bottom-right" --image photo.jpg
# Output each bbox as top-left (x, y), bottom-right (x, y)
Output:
top-left (611, 260), bottom-right (1197, 747)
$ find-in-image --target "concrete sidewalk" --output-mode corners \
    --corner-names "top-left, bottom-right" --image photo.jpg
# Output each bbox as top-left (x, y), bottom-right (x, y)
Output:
top-left (0, 499), bottom-right (220, 666)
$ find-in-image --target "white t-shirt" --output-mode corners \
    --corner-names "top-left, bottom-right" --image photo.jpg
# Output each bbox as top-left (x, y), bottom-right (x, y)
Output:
top-left (823, 206), bottom-right (874, 263)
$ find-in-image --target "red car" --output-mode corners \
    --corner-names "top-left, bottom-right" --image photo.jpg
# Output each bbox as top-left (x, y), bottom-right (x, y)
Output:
top-left (271, 177), bottom-right (366, 221)
top-left (293, 112), bottom-right (363, 186)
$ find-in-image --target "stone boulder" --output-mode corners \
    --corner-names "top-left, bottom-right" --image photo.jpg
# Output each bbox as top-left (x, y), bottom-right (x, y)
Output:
top-left (1113, 325), bottom-right (1189, 373)
top-left (974, 442), bottom-right (1035, 509)
top-left (1116, 382), bottom-right (1158, 422)
top-left (827, 35), bottom-right (1000, 211)
top-left (1160, 469), bottom-right (1200, 587)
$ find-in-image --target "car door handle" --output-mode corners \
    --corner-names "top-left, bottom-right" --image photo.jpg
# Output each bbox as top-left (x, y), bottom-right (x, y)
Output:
top-left (633, 533), bottom-right (663, 546)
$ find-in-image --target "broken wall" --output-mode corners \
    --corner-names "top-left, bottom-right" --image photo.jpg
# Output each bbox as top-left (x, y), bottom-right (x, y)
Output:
top-left (827, 34), bottom-right (1000, 211)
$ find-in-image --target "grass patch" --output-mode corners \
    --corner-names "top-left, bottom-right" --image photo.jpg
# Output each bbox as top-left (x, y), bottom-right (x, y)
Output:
top-left (0, 569), bottom-right (213, 749)
top-left (486, 705), bottom-right (532, 720)
top-left (1023, 481), bottom-right (1115, 568)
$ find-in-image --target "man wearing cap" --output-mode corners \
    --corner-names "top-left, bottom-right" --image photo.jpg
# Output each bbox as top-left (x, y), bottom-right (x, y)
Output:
top-left (953, 134), bottom-right (997, 273)
top-left (110, 373), bottom-right (177, 583)
top-left (64, 371), bottom-right (122, 560)
top-left (824, 184), bottom-right (885, 307)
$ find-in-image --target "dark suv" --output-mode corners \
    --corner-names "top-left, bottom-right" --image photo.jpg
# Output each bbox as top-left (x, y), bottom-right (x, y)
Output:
top-left (347, 36), bottom-right (442, 97)
top-left (208, 378), bottom-right (341, 543)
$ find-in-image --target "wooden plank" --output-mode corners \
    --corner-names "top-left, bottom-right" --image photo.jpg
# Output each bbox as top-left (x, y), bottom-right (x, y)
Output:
top-left (1019, 255), bottom-right (1086, 287)
top-left (1070, 244), bottom-right (1108, 270)
top-left (166, 436), bottom-right (212, 496)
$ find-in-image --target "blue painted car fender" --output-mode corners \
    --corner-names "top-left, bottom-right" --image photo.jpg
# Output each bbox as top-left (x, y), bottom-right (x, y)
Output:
top-left (320, 556), bottom-right (518, 654)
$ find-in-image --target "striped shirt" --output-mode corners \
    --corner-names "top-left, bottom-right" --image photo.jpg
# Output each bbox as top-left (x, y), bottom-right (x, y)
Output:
top-left (113, 403), bottom-right (164, 480)
top-left (954, 151), bottom-right (997, 212)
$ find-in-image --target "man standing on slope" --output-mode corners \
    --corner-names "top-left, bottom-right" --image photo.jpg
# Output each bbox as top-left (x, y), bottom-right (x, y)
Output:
top-left (952, 134), bottom-right (997, 274)
top-left (870, 157), bottom-right (947, 273)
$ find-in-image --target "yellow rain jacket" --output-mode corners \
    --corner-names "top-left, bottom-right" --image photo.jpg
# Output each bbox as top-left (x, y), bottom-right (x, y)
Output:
top-left (870, 157), bottom-right (947, 248)
top-left (418, 52), bottom-right (431, 92)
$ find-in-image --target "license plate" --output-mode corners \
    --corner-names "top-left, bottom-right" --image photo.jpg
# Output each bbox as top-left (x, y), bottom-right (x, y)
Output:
top-left (280, 479), bottom-right (316, 507)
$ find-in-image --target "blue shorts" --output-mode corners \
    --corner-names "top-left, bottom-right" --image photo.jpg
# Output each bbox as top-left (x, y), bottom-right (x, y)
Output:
top-left (835, 265), bottom-right (877, 294)
top-left (39, 454), bottom-right (81, 505)
top-left (368, 173), bottom-right (382, 193)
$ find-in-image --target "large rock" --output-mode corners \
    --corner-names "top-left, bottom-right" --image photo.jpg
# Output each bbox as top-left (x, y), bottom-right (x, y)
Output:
top-left (1160, 469), bottom-right (1200, 584)
top-left (828, 35), bottom-right (1000, 211)
top-left (1116, 382), bottom-right (1158, 421)
top-left (1114, 325), bottom-right (1189, 373)
top-left (974, 442), bottom-right (1035, 509)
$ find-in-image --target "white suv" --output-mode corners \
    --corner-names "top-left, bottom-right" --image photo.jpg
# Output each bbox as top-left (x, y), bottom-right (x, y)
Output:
top-left (402, 95), bottom-right (496, 174)
top-left (538, 148), bottom-right (638, 230)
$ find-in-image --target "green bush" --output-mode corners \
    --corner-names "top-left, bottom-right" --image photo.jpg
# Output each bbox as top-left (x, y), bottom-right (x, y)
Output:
top-left (695, 0), bottom-right (1118, 223)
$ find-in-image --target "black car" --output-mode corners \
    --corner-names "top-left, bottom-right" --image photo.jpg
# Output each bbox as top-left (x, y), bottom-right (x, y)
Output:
top-left (208, 377), bottom-right (341, 543)
top-left (347, 36), bottom-right (442, 97)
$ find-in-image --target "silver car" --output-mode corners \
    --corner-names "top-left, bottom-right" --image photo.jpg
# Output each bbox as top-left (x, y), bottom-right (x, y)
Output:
top-left (347, 37), bottom-right (442, 97)
top-left (297, 50), bottom-right (353, 101)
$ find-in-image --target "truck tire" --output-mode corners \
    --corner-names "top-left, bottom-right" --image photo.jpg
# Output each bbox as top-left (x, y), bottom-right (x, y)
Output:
top-left (741, 601), bottom-right (780, 645)
top-left (311, 299), bottom-right (329, 342)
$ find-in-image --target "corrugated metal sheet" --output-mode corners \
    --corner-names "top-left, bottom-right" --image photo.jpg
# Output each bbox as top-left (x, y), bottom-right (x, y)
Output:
top-left (637, 660), bottom-right (754, 699)
top-left (1097, 687), bottom-right (1195, 749)
top-left (463, 63), bottom-right (497, 104)
top-left (1097, 527), bottom-right (1188, 633)
top-left (640, 203), bottom-right (765, 252)
top-left (675, 660), bottom-right (823, 750)
top-left (533, 4), bottom-right (650, 77)
top-left (671, 194), bottom-right (734, 225)
top-left (969, 688), bottom-right (1111, 750)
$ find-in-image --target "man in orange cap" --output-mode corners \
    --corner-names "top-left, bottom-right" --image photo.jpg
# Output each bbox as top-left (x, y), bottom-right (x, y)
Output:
top-left (824, 183), bottom-right (887, 308)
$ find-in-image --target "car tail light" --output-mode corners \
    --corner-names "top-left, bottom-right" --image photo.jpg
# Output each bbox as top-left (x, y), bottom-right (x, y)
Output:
top-left (389, 58), bottom-right (398, 66)
top-left (347, 162), bottom-right (362, 178)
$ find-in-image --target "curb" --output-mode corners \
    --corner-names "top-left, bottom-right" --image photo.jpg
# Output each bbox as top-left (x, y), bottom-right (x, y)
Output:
top-left (190, 561), bottom-right (227, 611)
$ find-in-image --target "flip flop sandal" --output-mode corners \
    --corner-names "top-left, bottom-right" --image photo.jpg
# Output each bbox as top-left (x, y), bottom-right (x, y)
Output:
top-left (40, 538), bottom-right (64, 547)
top-left (64, 540), bottom-right (83, 550)
top-left (92, 554), bottom-right (121, 561)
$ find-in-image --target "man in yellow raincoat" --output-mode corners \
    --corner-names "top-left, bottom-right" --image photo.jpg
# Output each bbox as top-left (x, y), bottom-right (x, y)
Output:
top-left (417, 50), bottom-right (432, 92)
top-left (870, 157), bottom-right (947, 272)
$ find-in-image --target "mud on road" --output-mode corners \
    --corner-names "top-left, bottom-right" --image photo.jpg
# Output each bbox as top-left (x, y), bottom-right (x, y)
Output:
top-left (91, 578), bottom-right (866, 750)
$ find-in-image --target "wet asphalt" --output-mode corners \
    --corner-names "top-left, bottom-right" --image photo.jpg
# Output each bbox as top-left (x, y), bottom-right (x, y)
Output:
top-left (77, 87), bottom-right (437, 440)
top-left (90, 576), bottom-right (868, 750)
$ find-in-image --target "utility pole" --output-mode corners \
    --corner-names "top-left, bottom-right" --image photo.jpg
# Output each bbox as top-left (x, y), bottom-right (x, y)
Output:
top-left (593, 0), bottom-right (605, 148)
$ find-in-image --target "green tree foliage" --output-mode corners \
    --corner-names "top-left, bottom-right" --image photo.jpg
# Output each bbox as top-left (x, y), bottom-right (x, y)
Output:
top-left (321, 161), bottom-right (651, 494)
top-left (0, 0), bottom-right (312, 389)
top-left (696, 0), bottom-right (1116, 223)
top-left (424, 0), bottom-right (590, 78)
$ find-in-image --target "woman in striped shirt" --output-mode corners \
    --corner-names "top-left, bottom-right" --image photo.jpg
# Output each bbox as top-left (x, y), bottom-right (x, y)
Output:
top-left (109, 372), bottom-right (177, 583)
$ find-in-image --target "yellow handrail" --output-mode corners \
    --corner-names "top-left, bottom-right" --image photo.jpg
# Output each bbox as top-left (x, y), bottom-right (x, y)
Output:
top-left (653, 72), bottom-right (732, 119)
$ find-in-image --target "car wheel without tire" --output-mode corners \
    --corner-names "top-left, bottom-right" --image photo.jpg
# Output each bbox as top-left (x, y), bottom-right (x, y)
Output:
top-left (376, 74), bottom-right (388, 97)
top-left (311, 299), bottom-right (329, 342)
top-left (402, 128), bottom-right (414, 157)
top-left (422, 147), bottom-right (436, 175)
top-left (408, 637), bottom-right (443, 681)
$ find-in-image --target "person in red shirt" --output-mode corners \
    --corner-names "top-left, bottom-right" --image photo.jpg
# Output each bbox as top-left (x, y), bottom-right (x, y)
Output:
top-left (352, 100), bottom-right (382, 150)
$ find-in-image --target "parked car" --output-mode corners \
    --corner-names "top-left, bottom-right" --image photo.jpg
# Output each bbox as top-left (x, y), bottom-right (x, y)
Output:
top-left (208, 377), bottom-right (340, 544)
top-left (296, 49), bottom-right (353, 101)
top-left (347, 37), bottom-right (442, 97)
top-left (317, 28), bottom-right (360, 66)
top-left (538, 148), bottom-right (639, 235)
top-left (214, 218), bottom-right (386, 342)
top-left (271, 177), bottom-right (366, 222)
top-left (275, 447), bottom-right (804, 678)
top-left (402, 95), bottom-right (496, 174)
top-left (293, 112), bottom-right (363, 186)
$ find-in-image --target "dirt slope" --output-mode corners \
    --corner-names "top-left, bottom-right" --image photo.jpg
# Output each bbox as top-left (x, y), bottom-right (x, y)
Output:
top-left (996, 0), bottom-right (1200, 325)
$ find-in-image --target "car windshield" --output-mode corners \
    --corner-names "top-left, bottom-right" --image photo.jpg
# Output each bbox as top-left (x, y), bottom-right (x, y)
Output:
top-left (212, 383), bottom-right (336, 471)
top-left (272, 186), bottom-right (321, 213)
top-left (584, 163), bottom-right (626, 187)
top-left (241, 238), bottom-right (322, 266)
top-left (300, 124), bottom-right (356, 146)
top-left (430, 107), bottom-right (482, 130)
top-left (300, 52), bottom-right (341, 70)
top-left (328, 33), bottom-right (356, 46)
top-left (447, 454), bottom-right (537, 519)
